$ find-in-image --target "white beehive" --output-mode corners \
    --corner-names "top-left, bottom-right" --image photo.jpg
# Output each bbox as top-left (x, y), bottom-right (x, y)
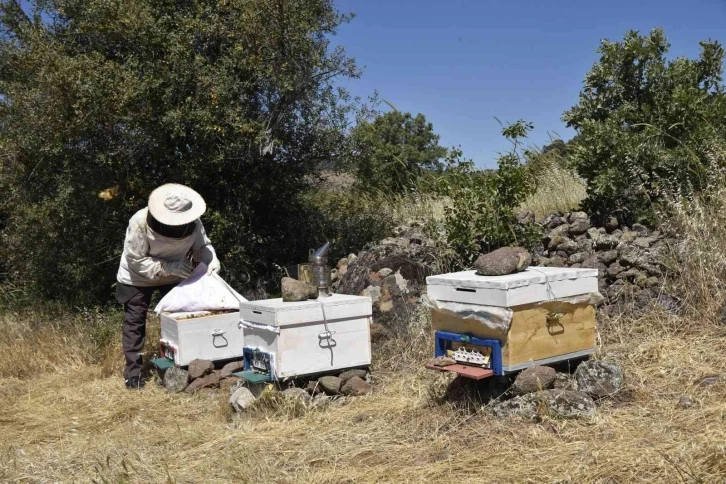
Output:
top-left (426, 267), bottom-right (599, 307)
top-left (239, 294), bottom-right (372, 379)
top-left (160, 311), bottom-right (244, 366)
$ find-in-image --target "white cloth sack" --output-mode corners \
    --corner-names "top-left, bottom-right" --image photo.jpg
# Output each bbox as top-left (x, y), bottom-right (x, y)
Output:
top-left (154, 263), bottom-right (247, 315)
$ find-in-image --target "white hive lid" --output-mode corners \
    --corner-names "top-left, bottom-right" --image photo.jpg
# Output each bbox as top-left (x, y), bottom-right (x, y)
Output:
top-left (426, 267), bottom-right (599, 290)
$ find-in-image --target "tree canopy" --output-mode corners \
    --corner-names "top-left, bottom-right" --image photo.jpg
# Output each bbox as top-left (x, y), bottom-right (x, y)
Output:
top-left (348, 110), bottom-right (447, 193)
top-left (563, 28), bottom-right (726, 223)
top-left (0, 0), bottom-right (359, 303)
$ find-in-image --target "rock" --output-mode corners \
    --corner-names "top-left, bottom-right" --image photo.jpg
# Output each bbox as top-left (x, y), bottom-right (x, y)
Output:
top-left (517, 210), bottom-right (536, 224)
top-left (492, 390), bottom-right (596, 420)
top-left (543, 213), bottom-right (565, 229)
top-left (554, 373), bottom-right (576, 391)
top-left (632, 223), bottom-right (650, 236)
top-left (612, 229), bottom-right (623, 238)
top-left (548, 235), bottom-right (567, 251)
top-left (473, 247), bottom-right (531, 276)
top-left (163, 367), bottom-right (189, 393)
top-left (575, 360), bottom-right (624, 398)
top-left (311, 393), bottom-right (332, 408)
top-left (678, 396), bottom-right (694, 408)
top-left (339, 369), bottom-right (367, 382)
top-left (220, 376), bottom-right (243, 393)
top-left (604, 216), bottom-right (619, 233)
top-left (348, 253), bottom-right (357, 262)
top-left (282, 387), bottom-right (310, 402)
top-left (341, 376), bottom-right (373, 396)
top-left (511, 366), bottom-right (557, 395)
top-left (617, 268), bottom-right (642, 282)
top-left (220, 361), bottom-right (244, 379)
top-left (306, 380), bottom-right (322, 394)
top-left (550, 224), bottom-right (570, 237)
top-left (569, 252), bottom-right (587, 264)
top-left (362, 285), bottom-right (381, 304)
top-left (429, 356), bottom-right (456, 367)
top-left (337, 257), bottom-right (349, 269)
top-left (598, 250), bottom-right (619, 265)
top-left (606, 263), bottom-right (625, 278)
top-left (568, 211), bottom-right (589, 224)
top-left (281, 277), bottom-right (318, 302)
top-left (633, 238), bottom-right (651, 249)
top-left (586, 227), bottom-right (601, 240)
top-left (330, 269), bottom-right (339, 283)
top-left (569, 219), bottom-right (591, 236)
top-left (230, 386), bottom-right (256, 412)
top-left (377, 268), bottom-right (393, 278)
top-left (558, 239), bottom-right (580, 255)
top-left (538, 256), bottom-right (551, 266)
top-left (595, 235), bottom-right (619, 250)
top-left (549, 256), bottom-right (568, 267)
top-left (318, 376), bottom-right (342, 395)
top-left (621, 231), bottom-right (639, 242)
top-left (185, 371), bottom-right (220, 393)
top-left (188, 359), bottom-right (214, 380)
top-left (577, 238), bottom-right (594, 252)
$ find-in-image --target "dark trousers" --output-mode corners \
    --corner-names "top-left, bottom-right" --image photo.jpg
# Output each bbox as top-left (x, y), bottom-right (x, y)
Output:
top-left (116, 283), bottom-right (177, 380)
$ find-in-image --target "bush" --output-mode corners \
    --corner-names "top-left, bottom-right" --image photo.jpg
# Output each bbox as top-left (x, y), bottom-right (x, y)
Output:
top-left (434, 121), bottom-right (541, 264)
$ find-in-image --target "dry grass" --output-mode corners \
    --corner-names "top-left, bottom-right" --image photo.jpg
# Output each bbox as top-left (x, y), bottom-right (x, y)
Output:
top-left (1, 302), bottom-right (725, 483)
top-left (521, 164), bottom-right (587, 220)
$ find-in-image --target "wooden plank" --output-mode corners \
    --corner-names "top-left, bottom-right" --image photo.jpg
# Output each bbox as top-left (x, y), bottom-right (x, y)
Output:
top-left (431, 311), bottom-right (505, 341)
top-left (425, 364), bottom-right (494, 380)
top-left (503, 302), bottom-right (596, 366)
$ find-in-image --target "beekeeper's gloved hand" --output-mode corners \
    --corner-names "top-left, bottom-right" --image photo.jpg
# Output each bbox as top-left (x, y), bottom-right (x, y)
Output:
top-left (206, 254), bottom-right (221, 276)
top-left (160, 260), bottom-right (192, 278)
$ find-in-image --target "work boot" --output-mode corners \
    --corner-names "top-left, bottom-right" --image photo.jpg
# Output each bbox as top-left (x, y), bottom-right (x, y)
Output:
top-left (125, 376), bottom-right (146, 390)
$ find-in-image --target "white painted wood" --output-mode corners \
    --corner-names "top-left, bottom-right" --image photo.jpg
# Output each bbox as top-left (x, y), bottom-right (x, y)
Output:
top-left (239, 294), bottom-right (373, 378)
top-left (426, 267), bottom-right (598, 307)
top-left (160, 311), bottom-right (244, 366)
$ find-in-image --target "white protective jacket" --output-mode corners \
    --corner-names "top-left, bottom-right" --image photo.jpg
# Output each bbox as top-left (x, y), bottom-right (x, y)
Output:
top-left (116, 208), bottom-right (216, 287)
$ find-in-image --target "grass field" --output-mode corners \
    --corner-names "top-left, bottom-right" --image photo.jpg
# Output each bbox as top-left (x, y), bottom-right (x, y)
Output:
top-left (1, 301), bottom-right (725, 483)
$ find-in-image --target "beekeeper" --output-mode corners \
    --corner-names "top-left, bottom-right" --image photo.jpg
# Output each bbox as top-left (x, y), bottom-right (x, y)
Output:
top-left (116, 184), bottom-right (220, 389)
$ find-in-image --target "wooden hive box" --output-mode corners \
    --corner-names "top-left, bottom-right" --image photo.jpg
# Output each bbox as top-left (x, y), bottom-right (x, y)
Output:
top-left (426, 267), bottom-right (598, 372)
top-left (160, 311), bottom-right (244, 366)
top-left (239, 294), bottom-right (373, 379)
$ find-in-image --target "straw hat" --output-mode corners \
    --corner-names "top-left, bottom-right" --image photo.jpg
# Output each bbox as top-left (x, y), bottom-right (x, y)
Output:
top-left (148, 184), bottom-right (206, 226)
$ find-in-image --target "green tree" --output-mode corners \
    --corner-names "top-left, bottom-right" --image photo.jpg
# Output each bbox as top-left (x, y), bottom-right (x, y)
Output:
top-left (0, 0), bottom-right (359, 303)
top-left (349, 110), bottom-right (447, 193)
top-left (563, 28), bottom-right (726, 223)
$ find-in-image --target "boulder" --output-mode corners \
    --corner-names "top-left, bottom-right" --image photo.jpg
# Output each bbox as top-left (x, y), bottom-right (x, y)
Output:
top-left (282, 387), bottom-right (310, 403)
top-left (569, 219), bottom-right (591, 236)
top-left (377, 268), bottom-right (393, 278)
top-left (554, 373), bottom-right (576, 391)
top-left (474, 247), bottom-right (531, 276)
top-left (492, 390), bottom-right (596, 420)
top-left (543, 213), bottom-right (565, 229)
top-left (633, 238), bottom-right (651, 249)
top-left (339, 369), bottom-right (368, 383)
top-left (558, 239), bottom-right (580, 255)
top-left (606, 263), bottom-right (625, 278)
top-left (306, 380), bottom-right (322, 394)
top-left (632, 223), bottom-right (650, 236)
top-left (550, 224), bottom-right (570, 237)
top-left (604, 216), bottom-right (619, 233)
top-left (230, 386), bottom-right (256, 412)
top-left (341, 376), bottom-right (374, 396)
top-left (567, 211), bottom-right (588, 223)
top-left (569, 252), bottom-right (587, 264)
top-left (188, 359), bottom-right (214, 380)
top-left (220, 376), bottom-right (243, 393)
top-left (548, 235), bottom-right (567, 251)
top-left (220, 361), bottom-right (244, 379)
top-left (362, 285), bottom-right (382, 304)
top-left (185, 371), bottom-right (220, 393)
top-left (598, 250), bottom-right (619, 265)
top-left (620, 231), bottom-right (639, 242)
top-left (549, 256), bottom-right (568, 267)
top-left (163, 367), bottom-right (189, 393)
top-left (517, 210), bottom-right (536, 224)
top-left (282, 277), bottom-right (318, 302)
top-left (318, 376), bottom-right (342, 395)
top-left (511, 366), bottom-right (557, 395)
top-left (311, 393), bottom-right (332, 408)
top-left (575, 360), bottom-right (624, 398)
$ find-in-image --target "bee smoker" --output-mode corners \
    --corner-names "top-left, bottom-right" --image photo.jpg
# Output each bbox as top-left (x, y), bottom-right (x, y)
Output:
top-left (309, 241), bottom-right (332, 297)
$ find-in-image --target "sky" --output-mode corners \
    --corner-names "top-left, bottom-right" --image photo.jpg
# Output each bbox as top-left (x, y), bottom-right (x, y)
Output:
top-left (333, 0), bottom-right (726, 167)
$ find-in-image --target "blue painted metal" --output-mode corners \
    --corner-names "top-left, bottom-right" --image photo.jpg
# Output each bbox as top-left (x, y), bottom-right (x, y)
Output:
top-left (433, 330), bottom-right (504, 376)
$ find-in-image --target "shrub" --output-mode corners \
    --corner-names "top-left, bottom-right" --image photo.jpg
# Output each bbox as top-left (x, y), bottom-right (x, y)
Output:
top-left (434, 121), bottom-right (541, 264)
